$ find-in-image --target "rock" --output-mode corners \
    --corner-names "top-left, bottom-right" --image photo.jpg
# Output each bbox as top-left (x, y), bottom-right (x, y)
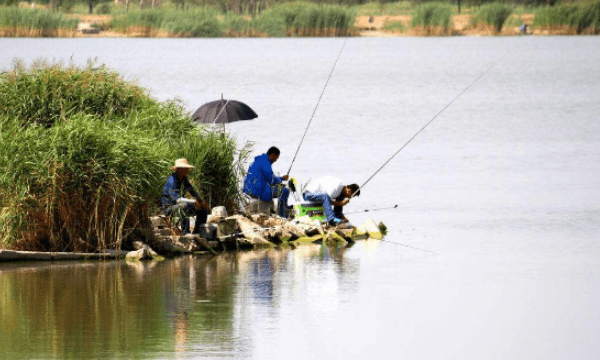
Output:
top-left (357, 218), bottom-right (383, 240)
top-left (125, 248), bottom-right (152, 261)
top-left (132, 241), bottom-right (159, 257)
top-left (231, 215), bottom-right (271, 246)
top-left (150, 215), bottom-right (169, 228)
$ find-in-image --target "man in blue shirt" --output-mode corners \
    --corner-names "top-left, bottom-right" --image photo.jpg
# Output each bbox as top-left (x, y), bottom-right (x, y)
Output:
top-left (242, 147), bottom-right (290, 217)
top-left (161, 158), bottom-right (210, 235)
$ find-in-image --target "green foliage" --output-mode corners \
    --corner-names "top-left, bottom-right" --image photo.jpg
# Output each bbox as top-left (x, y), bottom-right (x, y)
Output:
top-left (410, 2), bottom-right (453, 29)
top-left (0, 60), bottom-right (249, 251)
top-left (108, 8), bottom-right (223, 36)
top-left (533, 0), bottom-right (600, 34)
top-left (252, 2), bottom-right (356, 36)
top-left (162, 8), bottom-right (223, 37)
top-left (382, 19), bottom-right (405, 32)
top-left (0, 59), bottom-right (150, 127)
top-left (0, 7), bottom-right (79, 34)
top-left (473, 2), bottom-right (512, 33)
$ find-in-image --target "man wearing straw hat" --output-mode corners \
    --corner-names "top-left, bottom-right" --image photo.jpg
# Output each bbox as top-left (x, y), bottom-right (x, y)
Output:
top-left (161, 158), bottom-right (210, 235)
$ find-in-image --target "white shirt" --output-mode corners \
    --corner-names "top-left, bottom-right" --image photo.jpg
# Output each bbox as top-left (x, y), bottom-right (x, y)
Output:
top-left (304, 176), bottom-right (344, 199)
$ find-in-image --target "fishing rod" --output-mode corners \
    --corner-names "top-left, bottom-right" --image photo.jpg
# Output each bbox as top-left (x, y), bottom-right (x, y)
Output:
top-left (287, 37), bottom-right (349, 175)
top-left (345, 204), bottom-right (398, 215)
top-left (357, 56), bottom-right (506, 192)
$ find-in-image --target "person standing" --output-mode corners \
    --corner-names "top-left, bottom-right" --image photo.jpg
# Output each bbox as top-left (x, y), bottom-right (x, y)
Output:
top-left (302, 176), bottom-right (360, 226)
top-left (161, 158), bottom-right (210, 235)
top-left (242, 146), bottom-right (290, 217)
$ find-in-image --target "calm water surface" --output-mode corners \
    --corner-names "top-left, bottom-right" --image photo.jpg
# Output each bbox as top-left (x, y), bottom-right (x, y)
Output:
top-left (1, 37), bottom-right (599, 359)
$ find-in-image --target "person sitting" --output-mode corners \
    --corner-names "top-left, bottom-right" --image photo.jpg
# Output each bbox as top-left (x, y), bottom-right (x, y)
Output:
top-left (302, 176), bottom-right (360, 226)
top-left (520, 23), bottom-right (528, 34)
top-left (161, 158), bottom-right (210, 235)
top-left (242, 146), bottom-right (290, 217)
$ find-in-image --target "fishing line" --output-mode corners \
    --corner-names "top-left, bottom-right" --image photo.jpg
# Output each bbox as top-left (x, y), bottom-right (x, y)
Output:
top-left (345, 204), bottom-right (398, 215)
top-left (212, 85), bottom-right (246, 124)
top-left (379, 238), bottom-right (439, 255)
top-left (358, 56), bottom-right (506, 191)
top-left (287, 37), bottom-right (349, 175)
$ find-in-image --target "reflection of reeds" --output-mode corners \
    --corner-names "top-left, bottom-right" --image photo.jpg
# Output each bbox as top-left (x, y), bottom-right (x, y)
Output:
top-left (534, 0), bottom-right (600, 35)
top-left (0, 61), bottom-right (249, 251)
top-left (472, 3), bottom-right (512, 33)
top-left (0, 8), bottom-right (78, 37)
top-left (410, 2), bottom-right (453, 36)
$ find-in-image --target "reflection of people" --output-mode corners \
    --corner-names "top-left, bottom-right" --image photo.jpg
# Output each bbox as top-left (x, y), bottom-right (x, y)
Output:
top-left (242, 147), bottom-right (290, 217)
top-left (302, 176), bottom-right (360, 226)
top-left (161, 158), bottom-right (210, 235)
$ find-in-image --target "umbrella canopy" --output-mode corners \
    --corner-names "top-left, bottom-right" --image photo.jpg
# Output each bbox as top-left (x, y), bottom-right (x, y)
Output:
top-left (192, 98), bottom-right (258, 124)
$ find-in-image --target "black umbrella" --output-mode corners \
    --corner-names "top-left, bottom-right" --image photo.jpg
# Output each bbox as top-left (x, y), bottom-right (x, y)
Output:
top-left (192, 97), bottom-right (258, 124)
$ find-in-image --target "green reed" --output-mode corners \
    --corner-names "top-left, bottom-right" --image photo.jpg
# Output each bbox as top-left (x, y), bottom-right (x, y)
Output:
top-left (533, 0), bottom-right (600, 34)
top-left (109, 8), bottom-right (223, 37)
top-left (252, 2), bottom-right (356, 37)
top-left (0, 60), bottom-right (249, 251)
top-left (410, 2), bottom-right (453, 34)
top-left (472, 3), bottom-right (512, 33)
top-left (0, 7), bottom-right (78, 36)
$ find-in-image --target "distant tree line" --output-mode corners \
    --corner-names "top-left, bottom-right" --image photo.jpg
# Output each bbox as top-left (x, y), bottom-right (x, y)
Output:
top-left (0, 0), bottom-right (583, 15)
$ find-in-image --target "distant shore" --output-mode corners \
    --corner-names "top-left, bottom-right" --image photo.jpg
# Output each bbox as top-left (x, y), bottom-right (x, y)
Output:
top-left (67, 13), bottom-right (571, 38)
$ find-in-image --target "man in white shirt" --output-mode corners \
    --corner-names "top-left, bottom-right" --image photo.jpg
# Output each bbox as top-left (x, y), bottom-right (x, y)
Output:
top-left (302, 176), bottom-right (360, 226)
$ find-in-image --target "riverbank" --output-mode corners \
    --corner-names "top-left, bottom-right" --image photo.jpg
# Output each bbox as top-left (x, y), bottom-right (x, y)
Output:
top-left (69, 13), bottom-right (600, 38)
top-left (69, 14), bottom-right (557, 38)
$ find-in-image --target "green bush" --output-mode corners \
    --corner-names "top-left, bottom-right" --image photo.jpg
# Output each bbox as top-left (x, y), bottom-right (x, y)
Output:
top-left (534, 0), bottom-right (600, 34)
top-left (253, 2), bottom-right (356, 36)
top-left (0, 7), bottom-right (79, 35)
top-left (473, 3), bottom-right (513, 33)
top-left (0, 61), bottom-right (248, 251)
top-left (410, 2), bottom-right (453, 31)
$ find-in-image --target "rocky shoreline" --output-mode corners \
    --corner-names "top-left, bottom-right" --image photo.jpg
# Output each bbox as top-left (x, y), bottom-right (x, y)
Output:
top-left (0, 211), bottom-right (387, 263)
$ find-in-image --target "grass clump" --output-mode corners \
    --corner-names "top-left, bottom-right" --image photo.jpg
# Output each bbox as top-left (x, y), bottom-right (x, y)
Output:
top-left (108, 8), bottom-right (223, 37)
top-left (0, 59), bottom-right (149, 127)
top-left (534, 0), bottom-right (600, 34)
top-left (472, 3), bottom-right (513, 33)
top-left (382, 19), bottom-right (405, 33)
top-left (0, 60), bottom-right (248, 252)
top-left (253, 2), bottom-right (356, 37)
top-left (410, 2), bottom-right (453, 35)
top-left (0, 7), bottom-right (79, 37)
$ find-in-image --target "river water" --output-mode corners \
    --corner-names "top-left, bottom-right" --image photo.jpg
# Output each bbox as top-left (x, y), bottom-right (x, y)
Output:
top-left (1, 37), bottom-right (599, 360)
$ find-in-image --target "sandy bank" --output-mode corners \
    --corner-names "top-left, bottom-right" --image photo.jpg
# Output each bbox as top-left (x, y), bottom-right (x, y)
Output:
top-left (64, 13), bottom-right (549, 38)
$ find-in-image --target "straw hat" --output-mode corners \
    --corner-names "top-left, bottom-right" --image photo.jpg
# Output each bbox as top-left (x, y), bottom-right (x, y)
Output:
top-left (171, 158), bottom-right (195, 171)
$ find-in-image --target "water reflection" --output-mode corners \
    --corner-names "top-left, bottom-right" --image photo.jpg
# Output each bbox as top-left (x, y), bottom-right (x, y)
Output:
top-left (0, 243), bottom-right (360, 359)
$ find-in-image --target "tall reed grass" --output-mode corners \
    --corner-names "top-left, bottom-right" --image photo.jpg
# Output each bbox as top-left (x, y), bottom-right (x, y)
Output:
top-left (0, 60), bottom-right (249, 252)
top-left (472, 3), bottom-right (513, 33)
top-left (252, 2), bottom-right (356, 37)
top-left (0, 7), bottom-right (79, 37)
top-left (534, 0), bottom-right (600, 34)
top-left (410, 2), bottom-right (453, 35)
top-left (109, 8), bottom-right (223, 37)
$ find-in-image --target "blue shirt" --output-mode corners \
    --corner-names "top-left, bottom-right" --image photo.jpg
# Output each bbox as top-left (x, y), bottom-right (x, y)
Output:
top-left (242, 153), bottom-right (283, 202)
top-left (161, 173), bottom-right (201, 209)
